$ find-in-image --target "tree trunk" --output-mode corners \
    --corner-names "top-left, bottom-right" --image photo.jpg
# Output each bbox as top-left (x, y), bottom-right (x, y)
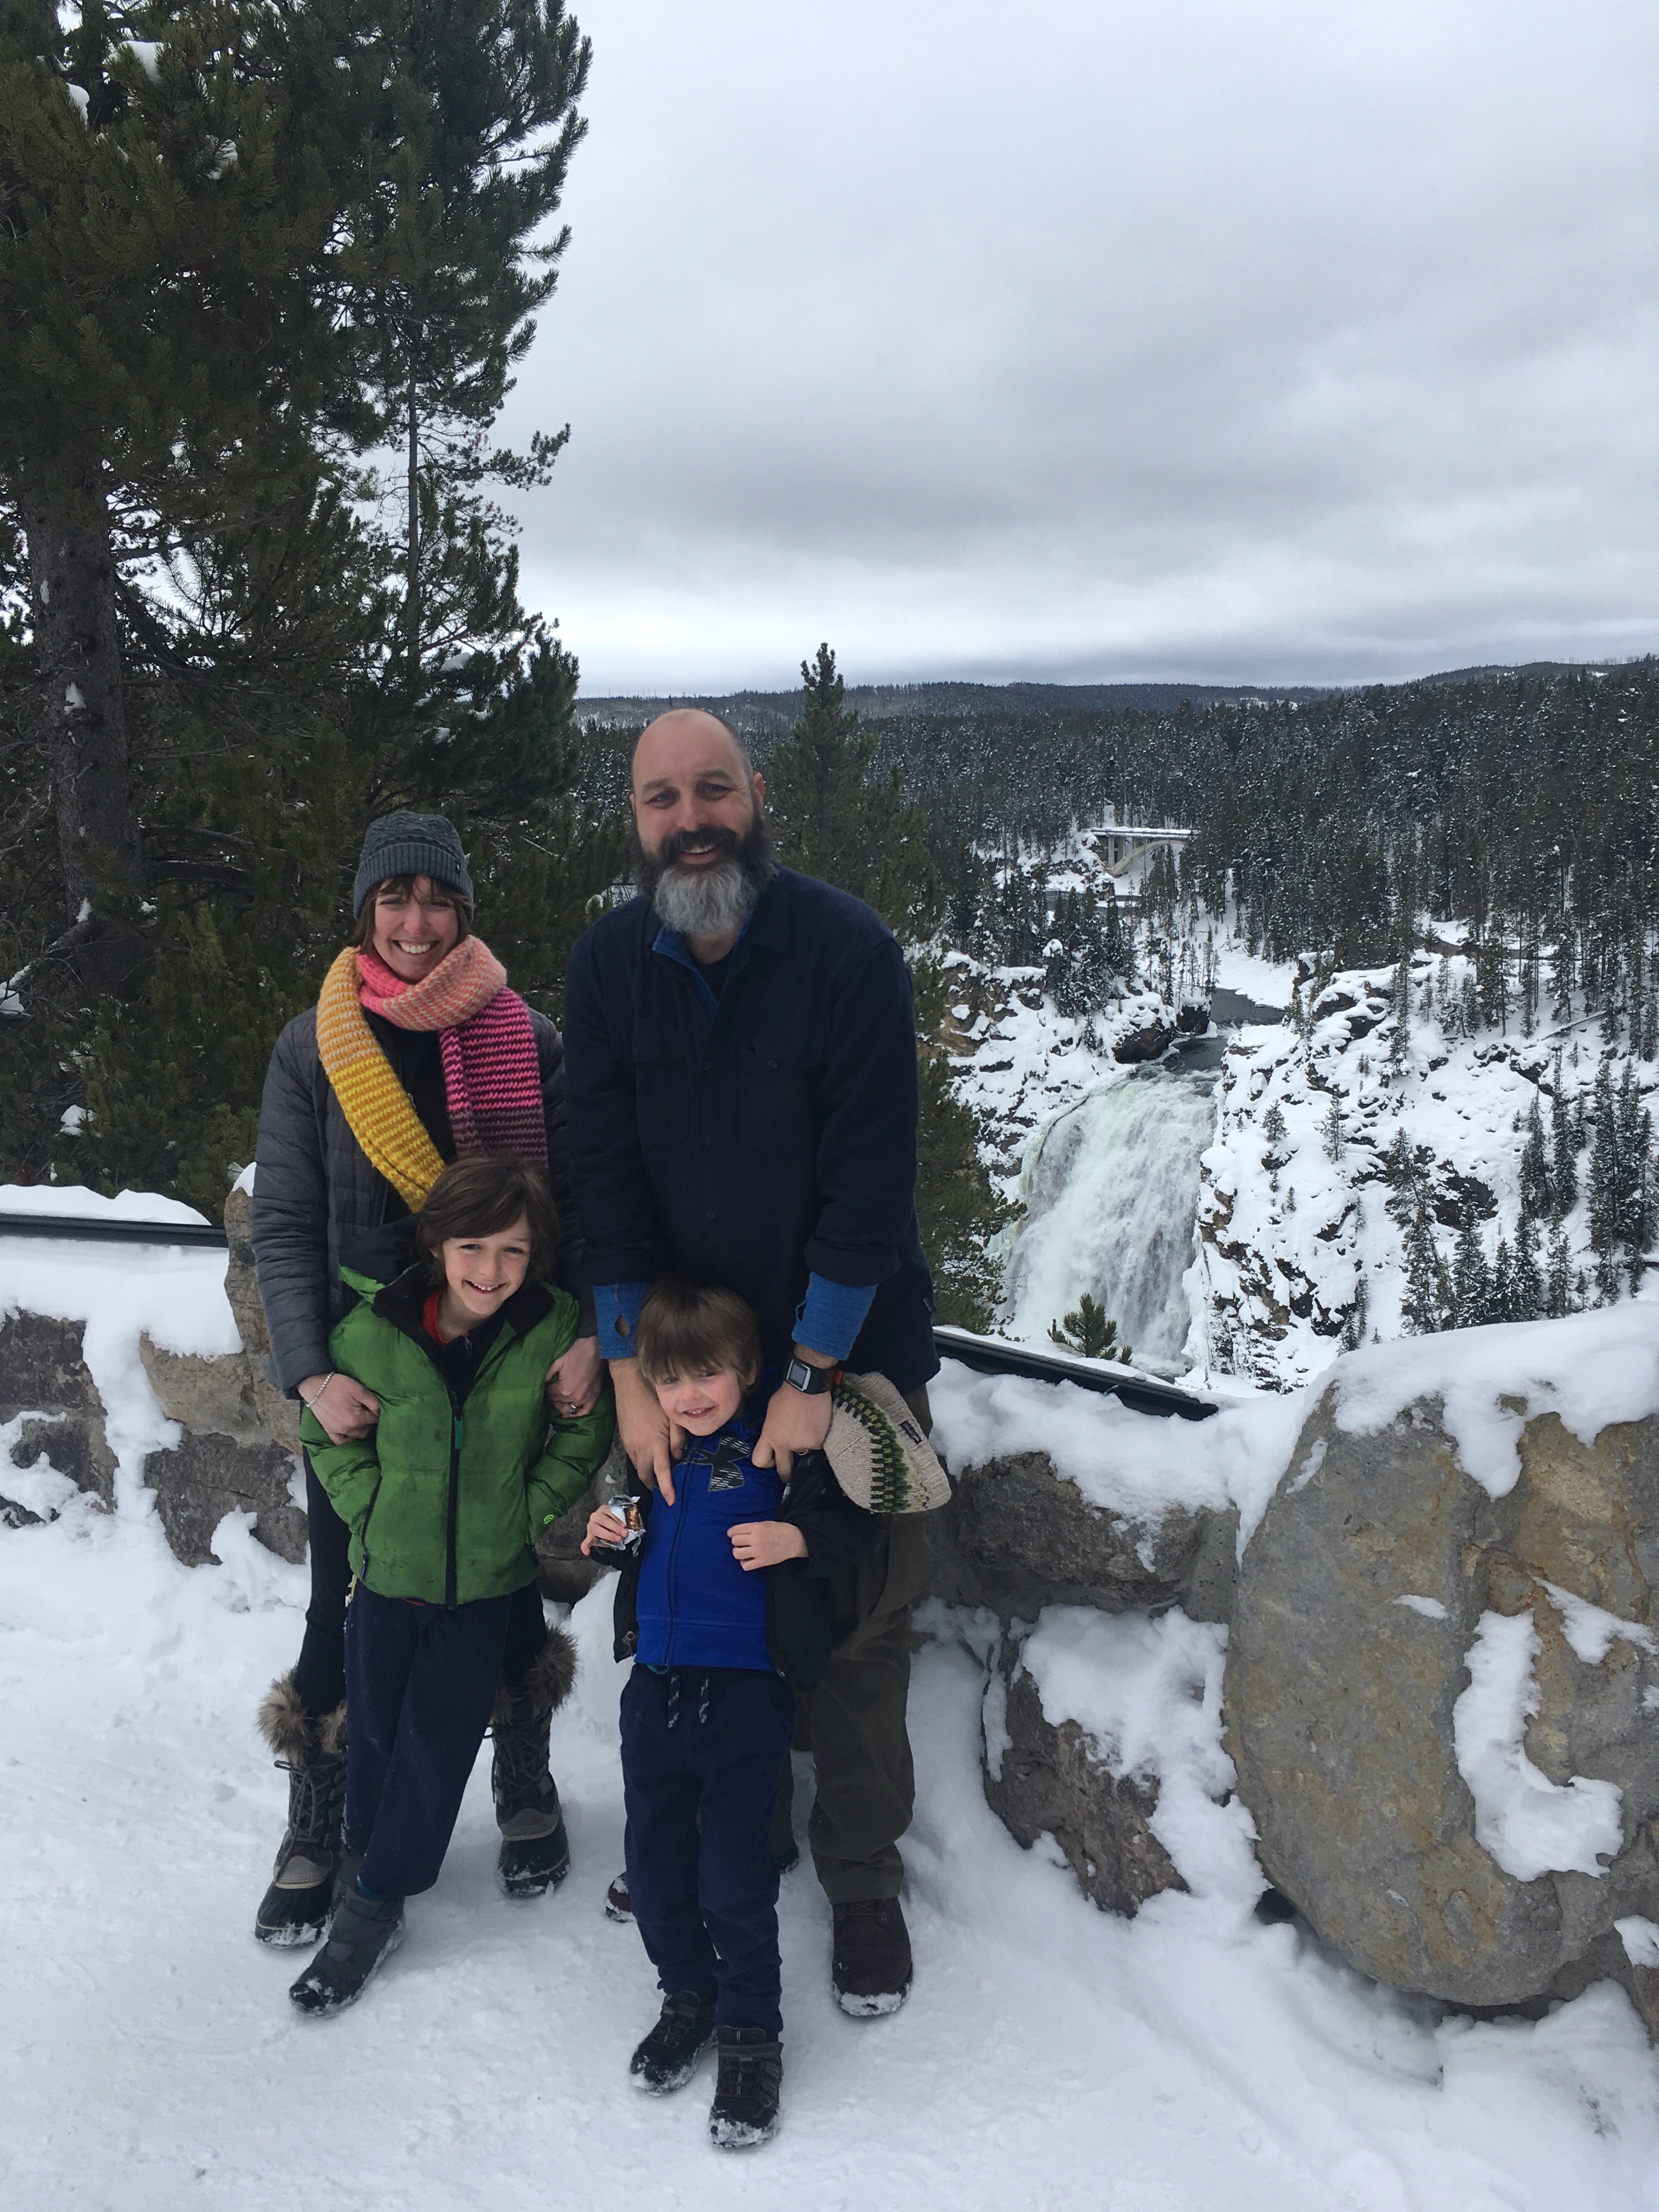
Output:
top-left (405, 369), bottom-right (421, 667)
top-left (20, 457), bottom-right (147, 985)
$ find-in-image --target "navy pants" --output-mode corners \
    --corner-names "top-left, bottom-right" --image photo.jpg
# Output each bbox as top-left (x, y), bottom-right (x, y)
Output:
top-left (622, 1666), bottom-right (795, 2036)
top-left (345, 1582), bottom-right (511, 1901)
top-left (295, 1456), bottom-right (545, 1719)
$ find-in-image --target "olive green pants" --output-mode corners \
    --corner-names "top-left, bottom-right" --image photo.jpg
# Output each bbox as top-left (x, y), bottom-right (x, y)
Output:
top-left (769, 1384), bottom-right (935, 1905)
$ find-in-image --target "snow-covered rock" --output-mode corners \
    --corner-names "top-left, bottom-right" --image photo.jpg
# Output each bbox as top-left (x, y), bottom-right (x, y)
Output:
top-left (1227, 1310), bottom-right (1659, 2018)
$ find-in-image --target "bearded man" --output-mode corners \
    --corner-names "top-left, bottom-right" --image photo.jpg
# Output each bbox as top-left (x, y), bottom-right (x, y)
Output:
top-left (562, 708), bottom-right (937, 2016)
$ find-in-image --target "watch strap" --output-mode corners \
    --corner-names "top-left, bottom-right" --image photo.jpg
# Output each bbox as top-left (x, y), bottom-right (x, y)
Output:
top-left (784, 1356), bottom-right (841, 1396)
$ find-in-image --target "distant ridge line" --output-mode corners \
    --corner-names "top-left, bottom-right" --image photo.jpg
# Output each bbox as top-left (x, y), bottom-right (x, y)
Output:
top-left (577, 659), bottom-right (1623, 732)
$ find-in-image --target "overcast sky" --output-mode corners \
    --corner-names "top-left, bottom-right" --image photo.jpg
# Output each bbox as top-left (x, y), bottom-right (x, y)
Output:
top-left (499, 0), bottom-right (1658, 696)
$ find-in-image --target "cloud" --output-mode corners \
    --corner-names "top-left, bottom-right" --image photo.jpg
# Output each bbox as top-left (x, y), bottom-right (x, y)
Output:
top-left (499, 0), bottom-right (1659, 691)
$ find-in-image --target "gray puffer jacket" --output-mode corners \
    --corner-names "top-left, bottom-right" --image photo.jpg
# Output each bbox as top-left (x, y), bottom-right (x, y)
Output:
top-left (250, 1002), bottom-right (593, 1394)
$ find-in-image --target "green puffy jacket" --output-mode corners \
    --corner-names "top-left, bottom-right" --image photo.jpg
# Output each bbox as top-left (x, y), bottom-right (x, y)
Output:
top-left (300, 1266), bottom-right (614, 1607)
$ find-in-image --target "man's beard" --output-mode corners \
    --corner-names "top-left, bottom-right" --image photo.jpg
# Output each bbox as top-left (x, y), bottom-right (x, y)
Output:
top-left (631, 812), bottom-right (777, 939)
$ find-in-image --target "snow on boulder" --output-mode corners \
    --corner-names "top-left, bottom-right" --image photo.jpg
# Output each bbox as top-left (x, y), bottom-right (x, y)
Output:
top-left (1226, 1308), bottom-right (1659, 2019)
top-left (983, 1604), bottom-right (1257, 1918)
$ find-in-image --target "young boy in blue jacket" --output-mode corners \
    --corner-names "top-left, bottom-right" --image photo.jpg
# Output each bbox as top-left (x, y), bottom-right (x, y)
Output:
top-left (583, 1277), bottom-right (879, 2149)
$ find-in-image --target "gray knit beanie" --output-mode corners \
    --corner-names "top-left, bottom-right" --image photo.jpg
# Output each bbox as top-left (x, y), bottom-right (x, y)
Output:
top-left (353, 811), bottom-right (474, 916)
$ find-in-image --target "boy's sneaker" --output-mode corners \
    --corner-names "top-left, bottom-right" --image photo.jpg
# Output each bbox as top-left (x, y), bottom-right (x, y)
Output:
top-left (708, 2025), bottom-right (782, 2149)
top-left (288, 1889), bottom-right (404, 2017)
top-left (629, 1990), bottom-right (717, 2092)
top-left (831, 1898), bottom-right (912, 2016)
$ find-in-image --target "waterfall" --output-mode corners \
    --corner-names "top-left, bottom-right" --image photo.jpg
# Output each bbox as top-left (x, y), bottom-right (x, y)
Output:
top-left (999, 1065), bottom-right (1220, 1375)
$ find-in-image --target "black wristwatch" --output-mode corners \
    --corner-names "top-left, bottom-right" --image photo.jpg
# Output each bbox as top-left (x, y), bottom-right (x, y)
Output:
top-left (783, 1356), bottom-right (842, 1396)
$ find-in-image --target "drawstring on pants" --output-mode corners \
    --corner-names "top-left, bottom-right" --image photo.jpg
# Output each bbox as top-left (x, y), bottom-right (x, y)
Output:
top-left (663, 1671), bottom-right (714, 1731)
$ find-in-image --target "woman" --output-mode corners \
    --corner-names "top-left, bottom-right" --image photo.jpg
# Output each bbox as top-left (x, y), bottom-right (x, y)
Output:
top-left (249, 810), bottom-right (603, 1945)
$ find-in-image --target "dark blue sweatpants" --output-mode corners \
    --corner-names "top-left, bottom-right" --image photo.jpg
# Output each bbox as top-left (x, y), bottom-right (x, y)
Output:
top-left (621, 1666), bottom-right (795, 2035)
top-left (345, 1582), bottom-right (512, 1901)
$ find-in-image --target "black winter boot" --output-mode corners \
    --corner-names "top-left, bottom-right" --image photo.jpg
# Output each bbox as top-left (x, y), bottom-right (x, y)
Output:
top-left (253, 1674), bottom-right (348, 1947)
top-left (490, 1626), bottom-right (576, 1898)
top-left (287, 1888), bottom-right (404, 2017)
top-left (628, 1989), bottom-right (718, 2093)
top-left (831, 1897), bottom-right (913, 2016)
top-left (708, 2026), bottom-right (782, 2148)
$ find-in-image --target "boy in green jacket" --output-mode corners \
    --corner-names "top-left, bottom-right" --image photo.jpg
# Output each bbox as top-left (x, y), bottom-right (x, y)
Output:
top-left (288, 1154), bottom-right (613, 2017)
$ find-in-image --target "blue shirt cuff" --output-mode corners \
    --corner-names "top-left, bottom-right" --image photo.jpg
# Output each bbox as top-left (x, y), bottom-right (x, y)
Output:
top-left (596, 1281), bottom-right (650, 1361)
top-left (794, 1275), bottom-right (877, 1364)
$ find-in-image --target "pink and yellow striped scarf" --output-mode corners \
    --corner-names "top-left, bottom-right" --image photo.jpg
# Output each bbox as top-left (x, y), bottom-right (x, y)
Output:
top-left (314, 936), bottom-right (547, 1209)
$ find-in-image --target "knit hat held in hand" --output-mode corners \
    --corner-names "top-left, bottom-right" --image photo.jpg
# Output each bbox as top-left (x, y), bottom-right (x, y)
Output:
top-left (353, 812), bottom-right (475, 916)
top-left (823, 1371), bottom-right (952, 1515)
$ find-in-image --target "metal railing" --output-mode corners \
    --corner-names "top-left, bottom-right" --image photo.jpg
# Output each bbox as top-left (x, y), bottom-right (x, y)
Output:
top-left (0, 1211), bottom-right (229, 1249)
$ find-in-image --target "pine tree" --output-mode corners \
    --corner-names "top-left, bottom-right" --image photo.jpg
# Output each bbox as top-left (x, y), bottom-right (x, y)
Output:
top-left (1402, 1193), bottom-right (1449, 1334)
top-left (1322, 1094), bottom-right (1345, 1162)
top-left (0, 1), bottom-right (339, 980)
top-left (1048, 1291), bottom-right (1131, 1364)
top-left (765, 644), bottom-right (940, 940)
top-left (1520, 1094), bottom-right (1551, 1220)
top-left (1491, 1234), bottom-right (1515, 1324)
top-left (1545, 1219), bottom-right (1576, 1317)
top-left (1513, 1203), bottom-right (1544, 1321)
top-left (1549, 1055), bottom-right (1577, 1218)
top-left (1588, 1058), bottom-right (1622, 1301)
top-left (1452, 1210), bottom-right (1492, 1328)
top-left (1387, 952), bottom-right (1410, 1068)
top-left (913, 1055), bottom-right (1013, 1331)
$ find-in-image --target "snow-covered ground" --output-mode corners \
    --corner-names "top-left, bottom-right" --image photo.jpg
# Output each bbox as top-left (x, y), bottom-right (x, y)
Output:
top-left (7, 1486), bottom-right (1659, 2212)
top-left (6, 1215), bottom-right (1659, 2208)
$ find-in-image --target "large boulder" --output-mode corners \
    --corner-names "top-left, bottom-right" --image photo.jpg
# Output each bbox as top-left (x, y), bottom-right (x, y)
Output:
top-left (930, 1449), bottom-right (1237, 1624)
top-left (1227, 1327), bottom-right (1659, 2015)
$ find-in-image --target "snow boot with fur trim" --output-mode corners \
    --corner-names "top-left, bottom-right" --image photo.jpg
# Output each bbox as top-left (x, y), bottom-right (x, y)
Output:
top-left (287, 1887), bottom-right (404, 2017)
top-left (253, 1674), bottom-right (348, 1947)
top-left (831, 1897), bottom-right (913, 2016)
top-left (708, 2026), bottom-right (782, 2148)
top-left (629, 1989), bottom-right (718, 2092)
top-left (490, 1624), bottom-right (576, 1898)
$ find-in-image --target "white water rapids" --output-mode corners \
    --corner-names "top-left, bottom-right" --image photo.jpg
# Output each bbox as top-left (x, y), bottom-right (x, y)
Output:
top-left (998, 1064), bottom-right (1221, 1375)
